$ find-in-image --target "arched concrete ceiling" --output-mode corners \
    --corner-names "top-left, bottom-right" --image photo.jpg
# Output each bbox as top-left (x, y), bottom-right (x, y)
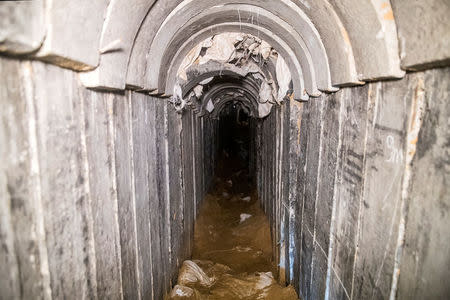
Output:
top-left (179, 60), bottom-right (273, 99)
top-left (143, 2), bottom-right (332, 96)
top-left (165, 23), bottom-right (308, 101)
top-left (329, 0), bottom-right (404, 80)
top-left (0, 1), bottom-right (45, 55)
top-left (80, 0), bottom-right (156, 88)
top-left (80, 0), bottom-right (405, 96)
top-left (179, 63), bottom-right (274, 118)
top-left (123, 0), bottom-right (359, 89)
top-left (210, 95), bottom-right (257, 119)
top-left (35, 0), bottom-right (111, 70)
top-left (204, 82), bottom-right (261, 105)
top-left (161, 8), bottom-right (331, 95)
top-left (4, 0), bottom-right (449, 95)
top-left (201, 83), bottom-right (261, 118)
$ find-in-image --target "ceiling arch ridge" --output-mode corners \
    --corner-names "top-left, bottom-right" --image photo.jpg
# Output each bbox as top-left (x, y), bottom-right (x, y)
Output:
top-left (328, 0), bottom-right (404, 81)
top-left (163, 23), bottom-right (308, 101)
top-left (145, 4), bottom-right (323, 98)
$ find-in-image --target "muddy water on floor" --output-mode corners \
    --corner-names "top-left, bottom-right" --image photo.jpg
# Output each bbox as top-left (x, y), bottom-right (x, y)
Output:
top-left (167, 159), bottom-right (299, 300)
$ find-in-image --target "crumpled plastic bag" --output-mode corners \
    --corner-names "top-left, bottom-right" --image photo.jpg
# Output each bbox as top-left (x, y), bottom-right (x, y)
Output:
top-left (177, 260), bottom-right (216, 288)
top-left (167, 285), bottom-right (202, 300)
top-left (209, 271), bottom-right (275, 299)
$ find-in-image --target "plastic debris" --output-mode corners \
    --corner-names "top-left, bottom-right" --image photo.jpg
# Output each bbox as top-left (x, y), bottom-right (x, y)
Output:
top-left (193, 85), bottom-right (203, 97)
top-left (240, 213), bottom-right (252, 223)
top-left (177, 260), bottom-right (215, 288)
top-left (276, 55), bottom-right (292, 102)
top-left (168, 285), bottom-right (201, 299)
top-left (174, 33), bottom-right (287, 118)
top-left (206, 99), bottom-right (214, 112)
top-left (241, 196), bottom-right (251, 202)
top-left (199, 77), bottom-right (213, 85)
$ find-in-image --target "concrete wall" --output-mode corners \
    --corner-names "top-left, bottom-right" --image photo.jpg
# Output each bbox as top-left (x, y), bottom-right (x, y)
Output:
top-left (1, 1), bottom-right (450, 299)
top-left (1, 57), bottom-right (449, 300)
top-left (256, 67), bottom-right (450, 300)
top-left (0, 57), bottom-right (215, 300)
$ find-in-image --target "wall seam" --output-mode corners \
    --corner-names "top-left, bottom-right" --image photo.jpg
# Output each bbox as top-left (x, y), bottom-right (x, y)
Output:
top-left (298, 108), bottom-right (308, 298)
top-left (106, 94), bottom-right (124, 299)
top-left (389, 75), bottom-right (425, 300)
top-left (146, 100), bottom-right (155, 300)
top-left (325, 90), bottom-right (347, 300)
top-left (310, 99), bottom-right (326, 296)
top-left (190, 111), bottom-right (197, 220)
top-left (350, 83), bottom-right (378, 299)
top-left (163, 102), bottom-right (172, 274)
top-left (128, 92), bottom-right (142, 300)
top-left (78, 76), bottom-right (99, 300)
top-left (22, 61), bottom-right (52, 300)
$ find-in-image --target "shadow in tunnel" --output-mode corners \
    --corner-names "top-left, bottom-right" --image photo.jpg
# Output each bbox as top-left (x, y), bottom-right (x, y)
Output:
top-left (216, 102), bottom-right (253, 194)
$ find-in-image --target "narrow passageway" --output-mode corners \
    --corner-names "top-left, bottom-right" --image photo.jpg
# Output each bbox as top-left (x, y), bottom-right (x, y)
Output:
top-left (1, 2), bottom-right (450, 299)
top-left (167, 104), bottom-right (299, 299)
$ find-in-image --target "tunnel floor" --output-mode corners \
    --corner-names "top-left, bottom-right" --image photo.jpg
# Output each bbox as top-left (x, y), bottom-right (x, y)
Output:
top-left (167, 155), bottom-right (299, 299)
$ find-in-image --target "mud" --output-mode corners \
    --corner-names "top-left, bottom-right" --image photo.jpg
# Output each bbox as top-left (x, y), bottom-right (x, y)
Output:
top-left (167, 157), bottom-right (299, 300)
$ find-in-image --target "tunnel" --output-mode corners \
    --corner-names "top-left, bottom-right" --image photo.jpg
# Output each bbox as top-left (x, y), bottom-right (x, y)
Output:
top-left (0, 1), bottom-right (449, 300)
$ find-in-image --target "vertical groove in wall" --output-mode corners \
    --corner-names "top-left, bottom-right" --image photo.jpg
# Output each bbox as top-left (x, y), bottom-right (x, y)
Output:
top-left (146, 99), bottom-right (155, 300)
top-left (190, 107), bottom-right (197, 220)
top-left (128, 92), bottom-right (141, 300)
top-left (179, 111), bottom-right (186, 263)
top-left (389, 75), bottom-right (425, 300)
top-left (114, 90), bottom-right (140, 300)
top-left (0, 82), bottom-right (20, 297)
top-left (298, 105), bottom-right (309, 299)
top-left (200, 118), bottom-right (205, 198)
top-left (287, 101), bottom-right (302, 285)
top-left (324, 90), bottom-right (346, 300)
top-left (163, 101), bottom-right (172, 274)
top-left (350, 82), bottom-right (382, 299)
top-left (22, 61), bottom-right (52, 300)
top-left (310, 98), bottom-right (326, 297)
top-left (83, 89), bottom-right (123, 299)
top-left (278, 105), bottom-right (285, 282)
top-left (77, 74), bottom-right (98, 300)
top-left (131, 93), bottom-right (154, 300)
top-left (106, 94), bottom-right (124, 299)
top-left (349, 83), bottom-right (376, 300)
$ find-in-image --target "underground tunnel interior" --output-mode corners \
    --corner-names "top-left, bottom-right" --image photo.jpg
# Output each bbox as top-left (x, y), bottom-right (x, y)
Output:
top-left (165, 98), bottom-right (300, 299)
top-left (163, 34), bottom-right (301, 299)
top-left (1, 1), bottom-right (449, 300)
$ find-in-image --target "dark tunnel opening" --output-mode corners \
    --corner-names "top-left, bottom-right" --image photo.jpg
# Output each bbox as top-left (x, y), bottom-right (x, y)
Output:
top-left (216, 102), bottom-right (253, 190)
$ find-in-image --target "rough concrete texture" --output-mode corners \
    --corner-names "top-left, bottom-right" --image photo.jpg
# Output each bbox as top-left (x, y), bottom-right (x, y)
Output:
top-left (330, 0), bottom-right (404, 80)
top-left (1, 1), bottom-right (450, 300)
top-left (0, 58), bottom-right (216, 299)
top-left (80, 0), bottom-right (156, 89)
top-left (165, 23), bottom-right (309, 100)
top-left (391, 0), bottom-right (450, 70)
top-left (267, 68), bottom-right (450, 300)
top-left (36, 0), bottom-right (110, 70)
top-left (397, 68), bottom-right (450, 299)
top-left (6, 0), bottom-right (450, 94)
top-left (1, 60), bottom-right (448, 300)
top-left (0, 0), bottom-right (45, 54)
top-left (144, 2), bottom-right (330, 95)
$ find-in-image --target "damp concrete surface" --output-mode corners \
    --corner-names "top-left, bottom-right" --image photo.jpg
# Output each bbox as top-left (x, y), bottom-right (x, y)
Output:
top-left (167, 157), bottom-right (299, 300)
